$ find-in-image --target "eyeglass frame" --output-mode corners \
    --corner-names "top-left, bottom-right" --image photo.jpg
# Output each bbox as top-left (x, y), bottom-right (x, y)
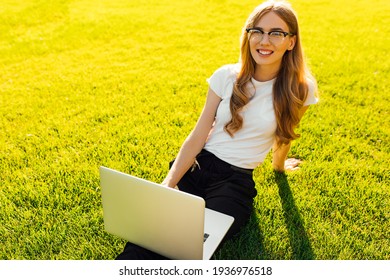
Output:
top-left (246, 27), bottom-right (295, 44)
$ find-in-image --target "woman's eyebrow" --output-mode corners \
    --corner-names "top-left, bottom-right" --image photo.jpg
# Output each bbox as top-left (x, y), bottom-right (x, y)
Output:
top-left (269, 27), bottom-right (286, 31)
top-left (253, 26), bottom-right (286, 32)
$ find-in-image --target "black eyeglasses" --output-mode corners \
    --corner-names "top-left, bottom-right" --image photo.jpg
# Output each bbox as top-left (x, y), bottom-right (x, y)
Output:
top-left (246, 27), bottom-right (294, 45)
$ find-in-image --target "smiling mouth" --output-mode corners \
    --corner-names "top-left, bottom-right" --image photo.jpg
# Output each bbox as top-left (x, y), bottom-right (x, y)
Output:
top-left (258, 49), bottom-right (273, 55)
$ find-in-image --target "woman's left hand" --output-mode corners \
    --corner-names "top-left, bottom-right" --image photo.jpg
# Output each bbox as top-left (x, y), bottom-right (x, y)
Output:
top-left (284, 158), bottom-right (303, 171)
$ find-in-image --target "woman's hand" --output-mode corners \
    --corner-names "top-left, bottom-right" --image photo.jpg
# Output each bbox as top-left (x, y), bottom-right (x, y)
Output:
top-left (284, 158), bottom-right (303, 171)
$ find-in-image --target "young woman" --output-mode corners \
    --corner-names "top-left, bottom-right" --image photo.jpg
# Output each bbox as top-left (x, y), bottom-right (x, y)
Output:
top-left (116, 0), bottom-right (318, 260)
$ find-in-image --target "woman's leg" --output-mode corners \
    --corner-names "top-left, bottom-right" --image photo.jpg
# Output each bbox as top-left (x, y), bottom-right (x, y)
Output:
top-left (205, 174), bottom-right (256, 241)
top-left (178, 150), bottom-right (257, 243)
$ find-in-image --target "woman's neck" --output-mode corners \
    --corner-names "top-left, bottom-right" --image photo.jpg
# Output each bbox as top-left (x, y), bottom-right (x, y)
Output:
top-left (253, 65), bottom-right (280, 82)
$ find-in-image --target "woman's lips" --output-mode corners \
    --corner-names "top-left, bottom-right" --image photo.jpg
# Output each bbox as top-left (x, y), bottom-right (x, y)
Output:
top-left (258, 49), bottom-right (273, 56)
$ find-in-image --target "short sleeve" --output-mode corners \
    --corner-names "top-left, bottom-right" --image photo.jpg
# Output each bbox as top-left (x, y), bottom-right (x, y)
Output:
top-left (206, 64), bottom-right (239, 99)
top-left (304, 77), bottom-right (319, 106)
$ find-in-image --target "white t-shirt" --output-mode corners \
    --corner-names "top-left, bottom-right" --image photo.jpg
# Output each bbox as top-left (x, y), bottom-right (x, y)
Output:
top-left (204, 63), bottom-right (318, 169)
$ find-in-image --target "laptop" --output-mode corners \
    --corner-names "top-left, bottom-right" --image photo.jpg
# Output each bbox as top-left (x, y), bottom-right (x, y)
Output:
top-left (100, 166), bottom-right (234, 260)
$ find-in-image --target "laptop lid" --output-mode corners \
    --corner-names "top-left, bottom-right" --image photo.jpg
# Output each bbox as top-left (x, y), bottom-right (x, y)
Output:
top-left (100, 166), bottom-right (213, 259)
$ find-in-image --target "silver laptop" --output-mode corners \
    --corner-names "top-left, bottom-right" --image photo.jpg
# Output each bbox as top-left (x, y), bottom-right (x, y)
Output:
top-left (100, 166), bottom-right (234, 260)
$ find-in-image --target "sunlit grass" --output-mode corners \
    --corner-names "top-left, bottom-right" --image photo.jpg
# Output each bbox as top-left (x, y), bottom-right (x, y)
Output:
top-left (0, 0), bottom-right (389, 259)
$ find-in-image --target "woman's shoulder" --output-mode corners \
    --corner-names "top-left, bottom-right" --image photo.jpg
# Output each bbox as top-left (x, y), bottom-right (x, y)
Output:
top-left (218, 63), bottom-right (241, 72)
top-left (305, 75), bottom-right (317, 95)
top-left (304, 74), bottom-right (319, 105)
top-left (207, 63), bottom-right (240, 98)
top-left (210, 63), bottom-right (241, 80)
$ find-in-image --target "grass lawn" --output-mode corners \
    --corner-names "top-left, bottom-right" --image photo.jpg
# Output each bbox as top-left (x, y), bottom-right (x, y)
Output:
top-left (0, 0), bottom-right (389, 259)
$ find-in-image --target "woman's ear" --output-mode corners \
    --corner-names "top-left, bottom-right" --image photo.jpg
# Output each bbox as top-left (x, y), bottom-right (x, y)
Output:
top-left (288, 35), bottom-right (296, 51)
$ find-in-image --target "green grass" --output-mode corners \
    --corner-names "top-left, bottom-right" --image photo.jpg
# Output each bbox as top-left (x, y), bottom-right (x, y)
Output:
top-left (0, 0), bottom-right (389, 260)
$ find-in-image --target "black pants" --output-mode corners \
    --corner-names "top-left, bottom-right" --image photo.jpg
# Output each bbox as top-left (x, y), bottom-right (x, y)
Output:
top-left (116, 149), bottom-right (257, 260)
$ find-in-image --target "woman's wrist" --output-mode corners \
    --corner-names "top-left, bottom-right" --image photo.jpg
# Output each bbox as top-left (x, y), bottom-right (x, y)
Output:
top-left (272, 164), bottom-right (285, 173)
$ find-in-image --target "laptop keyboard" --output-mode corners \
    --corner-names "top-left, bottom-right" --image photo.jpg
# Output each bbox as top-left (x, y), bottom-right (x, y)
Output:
top-left (203, 233), bottom-right (210, 242)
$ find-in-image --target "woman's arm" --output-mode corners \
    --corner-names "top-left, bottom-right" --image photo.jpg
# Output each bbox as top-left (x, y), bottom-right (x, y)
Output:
top-left (272, 142), bottom-right (292, 172)
top-left (272, 105), bottom-right (310, 172)
top-left (162, 88), bottom-right (221, 188)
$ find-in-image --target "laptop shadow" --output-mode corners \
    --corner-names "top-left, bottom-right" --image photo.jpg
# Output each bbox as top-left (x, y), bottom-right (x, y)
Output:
top-left (213, 172), bottom-right (315, 260)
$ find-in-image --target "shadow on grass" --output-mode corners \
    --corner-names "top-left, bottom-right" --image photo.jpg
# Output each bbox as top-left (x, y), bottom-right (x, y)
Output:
top-left (212, 213), bottom-right (266, 259)
top-left (215, 172), bottom-right (315, 260)
top-left (274, 171), bottom-right (316, 260)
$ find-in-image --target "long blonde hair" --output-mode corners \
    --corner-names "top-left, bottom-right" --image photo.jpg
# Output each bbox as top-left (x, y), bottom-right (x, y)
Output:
top-left (225, 0), bottom-right (315, 145)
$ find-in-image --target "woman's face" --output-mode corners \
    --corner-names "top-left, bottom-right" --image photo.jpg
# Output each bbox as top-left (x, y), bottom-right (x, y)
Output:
top-left (249, 11), bottom-right (296, 79)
